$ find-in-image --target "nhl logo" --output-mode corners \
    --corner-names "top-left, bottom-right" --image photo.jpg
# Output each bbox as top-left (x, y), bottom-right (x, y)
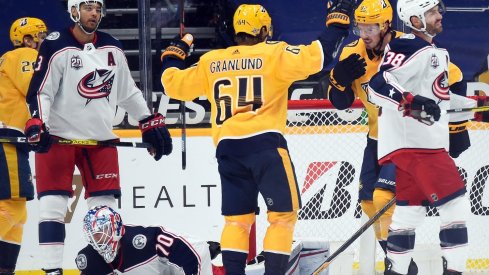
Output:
top-left (133, 234), bottom-right (147, 249)
top-left (266, 197), bottom-right (274, 206)
top-left (430, 54), bottom-right (439, 68)
top-left (431, 193), bottom-right (439, 202)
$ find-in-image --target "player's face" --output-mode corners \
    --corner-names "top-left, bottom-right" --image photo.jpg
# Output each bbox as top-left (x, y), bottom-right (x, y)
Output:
top-left (79, 2), bottom-right (103, 33)
top-left (424, 5), bottom-right (444, 36)
top-left (23, 31), bottom-right (47, 50)
top-left (355, 23), bottom-right (382, 50)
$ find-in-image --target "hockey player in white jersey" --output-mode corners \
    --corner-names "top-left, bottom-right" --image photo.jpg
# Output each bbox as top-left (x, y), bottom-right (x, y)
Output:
top-left (76, 206), bottom-right (213, 275)
top-left (24, 1), bottom-right (172, 274)
top-left (367, 0), bottom-right (475, 274)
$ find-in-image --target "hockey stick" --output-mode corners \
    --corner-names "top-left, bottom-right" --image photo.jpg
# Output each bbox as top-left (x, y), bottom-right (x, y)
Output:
top-left (0, 136), bottom-right (151, 148)
top-left (312, 196), bottom-right (396, 275)
top-left (441, 105), bottom-right (489, 114)
top-left (178, 0), bottom-right (187, 170)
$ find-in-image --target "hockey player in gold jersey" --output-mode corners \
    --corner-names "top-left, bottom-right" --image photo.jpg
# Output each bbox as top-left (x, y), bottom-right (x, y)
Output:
top-left (0, 17), bottom-right (47, 275)
top-left (161, 1), bottom-right (356, 274)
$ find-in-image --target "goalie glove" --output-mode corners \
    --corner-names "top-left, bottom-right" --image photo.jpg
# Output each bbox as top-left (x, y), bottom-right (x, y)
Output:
top-left (139, 113), bottom-right (173, 161)
top-left (329, 53), bottom-right (366, 91)
top-left (399, 92), bottom-right (441, 125)
top-left (326, 0), bottom-right (356, 28)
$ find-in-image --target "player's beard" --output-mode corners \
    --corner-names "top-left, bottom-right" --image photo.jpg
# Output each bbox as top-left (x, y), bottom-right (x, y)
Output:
top-left (82, 23), bottom-right (97, 33)
top-left (427, 20), bottom-right (443, 36)
top-left (81, 18), bottom-right (100, 34)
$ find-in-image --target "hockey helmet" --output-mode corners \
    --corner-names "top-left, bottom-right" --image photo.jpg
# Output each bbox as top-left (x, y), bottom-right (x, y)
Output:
top-left (67, 0), bottom-right (106, 23)
top-left (397, 0), bottom-right (445, 32)
top-left (354, 0), bottom-right (393, 28)
top-left (9, 17), bottom-right (47, 47)
top-left (83, 205), bottom-right (124, 263)
top-left (233, 4), bottom-right (273, 39)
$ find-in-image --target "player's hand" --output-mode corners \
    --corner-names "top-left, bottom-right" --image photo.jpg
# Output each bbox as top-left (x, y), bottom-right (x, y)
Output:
top-left (24, 118), bottom-right (53, 153)
top-left (399, 92), bottom-right (441, 125)
top-left (161, 33), bottom-right (194, 61)
top-left (326, 0), bottom-right (356, 28)
top-left (139, 113), bottom-right (173, 161)
top-left (475, 95), bottom-right (489, 122)
top-left (329, 53), bottom-right (366, 90)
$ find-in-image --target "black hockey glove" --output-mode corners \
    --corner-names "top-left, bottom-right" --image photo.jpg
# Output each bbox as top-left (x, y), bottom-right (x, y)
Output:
top-left (399, 92), bottom-right (441, 125)
top-left (24, 117), bottom-right (53, 153)
top-left (326, 0), bottom-right (356, 28)
top-left (329, 53), bottom-right (366, 91)
top-left (139, 113), bottom-right (173, 161)
top-left (449, 120), bottom-right (470, 158)
top-left (161, 33), bottom-right (194, 71)
top-left (474, 95), bottom-right (489, 122)
top-left (161, 33), bottom-right (193, 60)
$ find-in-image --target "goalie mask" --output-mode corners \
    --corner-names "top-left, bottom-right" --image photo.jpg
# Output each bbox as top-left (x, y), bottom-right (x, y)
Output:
top-left (83, 205), bottom-right (124, 263)
top-left (67, 0), bottom-right (106, 34)
top-left (10, 17), bottom-right (47, 47)
top-left (233, 4), bottom-right (273, 39)
top-left (353, 0), bottom-right (393, 36)
top-left (397, 0), bottom-right (445, 34)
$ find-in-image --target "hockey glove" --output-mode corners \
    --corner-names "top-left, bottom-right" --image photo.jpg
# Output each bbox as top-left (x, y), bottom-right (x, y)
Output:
top-left (139, 113), bottom-right (173, 161)
top-left (24, 118), bottom-right (53, 153)
top-left (399, 92), bottom-right (441, 125)
top-left (329, 53), bottom-right (366, 91)
top-left (449, 120), bottom-right (470, 158)
top-left (326, 0), bottom-right (356, 28)
top-left (474, 95), bottom-right (489, 122)
top-left (161, 33), bottom-right (193, 61)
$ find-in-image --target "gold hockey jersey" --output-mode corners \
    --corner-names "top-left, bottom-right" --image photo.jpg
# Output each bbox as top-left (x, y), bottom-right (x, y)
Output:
top-left (162, 40), bottom-right (324, 146)
top-left (0, 47), bottom-right (38, 132)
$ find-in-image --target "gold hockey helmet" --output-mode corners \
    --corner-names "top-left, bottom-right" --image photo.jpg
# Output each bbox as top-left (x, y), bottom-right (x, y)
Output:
top-left (10, 17), bottom-right (47, 47)
top-left (354, 0), bottom-right (393, 28)
top-left (233, 4), bottom-right (273, 38)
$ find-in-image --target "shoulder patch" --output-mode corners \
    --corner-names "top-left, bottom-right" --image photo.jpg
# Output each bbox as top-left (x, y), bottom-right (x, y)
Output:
top-left (46, 32), bottom-right (60, 41)
top-left (76, 254), bottom-right (88, 270)
top-left (399, 33), bottom-right (415, 39)
top-left (132, 234), bottom-right (147, 249)
top-left (346, 40), bottom-right (359, 47)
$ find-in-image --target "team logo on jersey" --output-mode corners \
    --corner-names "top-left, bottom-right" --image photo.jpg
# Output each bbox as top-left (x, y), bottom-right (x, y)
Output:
top-left (430, 54), bottom-right (439, 68)
top-left (133, 234), bottom-right (147, 249)
top-left (77, 69), bottom-right (115, 104)
top-left (46, 32), bottom-right (60, 41)
top-left (71, 55), bottom-right (83, 70)
top-left (432, 71), bottom-right (449, 100)
top-left (75, 254), bottom-right (88, 270)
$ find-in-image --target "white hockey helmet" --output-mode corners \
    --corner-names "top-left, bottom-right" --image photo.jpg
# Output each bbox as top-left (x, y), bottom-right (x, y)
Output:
top-left (397, 0), bottom-right (445, 32)
top-left (83, 205), bottom-right (124, 263)
top-left (67, 0), bottom-right (106, 33)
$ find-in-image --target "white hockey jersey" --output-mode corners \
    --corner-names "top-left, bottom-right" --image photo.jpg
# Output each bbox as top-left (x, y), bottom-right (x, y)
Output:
top-left (26, 28), bottom-right (150, 140)
top-left (367, 33), bottom-right (474, 161)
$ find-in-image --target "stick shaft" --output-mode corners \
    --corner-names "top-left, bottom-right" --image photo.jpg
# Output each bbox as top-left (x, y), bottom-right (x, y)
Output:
top-left (179, 0), bottom-right (187, 170)
top-left (441, 105), bottom-right (489, 114)
top-left (312, 196), bottom-right (396, 274)
top-left (0, 136), bottom-right (151, 148)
